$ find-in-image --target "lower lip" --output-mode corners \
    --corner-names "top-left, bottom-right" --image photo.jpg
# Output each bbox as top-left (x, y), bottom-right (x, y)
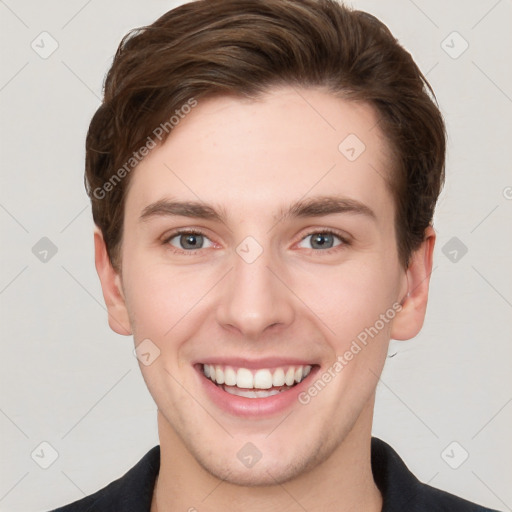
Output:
top-left (197, 365), bottom-right (319, 418)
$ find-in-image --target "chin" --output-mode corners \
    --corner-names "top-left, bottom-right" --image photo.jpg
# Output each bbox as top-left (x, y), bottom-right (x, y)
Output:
top-left (197, 457), bottom-right (307, 487)
top-left (191, 436), bottom-right (331, 488)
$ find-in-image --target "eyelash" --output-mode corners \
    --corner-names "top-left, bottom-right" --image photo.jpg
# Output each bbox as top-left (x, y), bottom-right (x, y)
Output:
top-left (162, 228), bottom-right (350, 256)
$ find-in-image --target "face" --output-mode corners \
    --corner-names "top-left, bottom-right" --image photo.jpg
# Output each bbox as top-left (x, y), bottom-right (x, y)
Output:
top-left (96, 86), bottom-right (433, 486)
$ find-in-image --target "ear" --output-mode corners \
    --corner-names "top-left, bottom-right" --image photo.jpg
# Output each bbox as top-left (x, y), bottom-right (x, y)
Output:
top-left (391, 226), bottom-right (436, 341)
top-left (94, 227), bottom-right (132, 336)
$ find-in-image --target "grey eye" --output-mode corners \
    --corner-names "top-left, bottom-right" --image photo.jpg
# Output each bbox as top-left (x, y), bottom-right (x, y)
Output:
top-left (298, 232), bottom-right (342, 250)
top-left (169, 232), bottom-right (213, 250)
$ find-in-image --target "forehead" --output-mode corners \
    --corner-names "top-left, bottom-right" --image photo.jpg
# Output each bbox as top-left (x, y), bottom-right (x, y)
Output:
top-left (124, 87), bottom-right (394, 223)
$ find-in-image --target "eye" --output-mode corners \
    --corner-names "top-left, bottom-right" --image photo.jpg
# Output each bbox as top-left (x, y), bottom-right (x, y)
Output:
top-left (297, 230), bottom-right (345, 251)
top-left (166, 230), bottom-right (214, 251)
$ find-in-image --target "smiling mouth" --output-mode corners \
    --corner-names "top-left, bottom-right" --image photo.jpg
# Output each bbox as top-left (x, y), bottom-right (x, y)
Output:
top-left (200, 363), bottom-right (314, 398)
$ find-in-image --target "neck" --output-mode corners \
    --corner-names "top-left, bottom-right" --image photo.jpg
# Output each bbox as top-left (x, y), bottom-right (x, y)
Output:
top-left (152, 399), bottom-right (382, 512)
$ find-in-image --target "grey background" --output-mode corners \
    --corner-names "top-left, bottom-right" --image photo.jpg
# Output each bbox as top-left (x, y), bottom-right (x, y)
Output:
top-left (1, 0), bottom-right (511, 510)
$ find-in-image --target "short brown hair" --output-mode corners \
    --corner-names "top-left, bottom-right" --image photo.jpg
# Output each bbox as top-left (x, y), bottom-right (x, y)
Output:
top-left (85, 0), bottom-right (446, 269)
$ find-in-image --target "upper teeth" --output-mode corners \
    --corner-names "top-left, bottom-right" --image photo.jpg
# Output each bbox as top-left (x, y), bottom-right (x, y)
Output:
top-left (203, 364), bottom-right (312, 389)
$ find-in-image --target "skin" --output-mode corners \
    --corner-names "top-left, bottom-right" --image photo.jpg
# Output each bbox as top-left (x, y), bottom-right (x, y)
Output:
top-left (95, 87), bottom-right (435, 512)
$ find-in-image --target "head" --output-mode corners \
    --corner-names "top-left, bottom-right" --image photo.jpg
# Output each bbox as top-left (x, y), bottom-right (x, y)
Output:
top-left (90, 0), bottom-right (445, 486)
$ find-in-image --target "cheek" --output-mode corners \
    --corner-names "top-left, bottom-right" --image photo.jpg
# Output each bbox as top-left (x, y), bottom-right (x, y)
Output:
top-left (292, 258), bottom-right (401, 345)
top-left (122, 257), bottom-right (218, 340)
top-left (122, 238), bottom-right (402, 347)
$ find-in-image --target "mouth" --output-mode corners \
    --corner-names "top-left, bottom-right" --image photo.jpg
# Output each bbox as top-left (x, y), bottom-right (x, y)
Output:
top-left (195, 363), bottom-right (319, 417)
top-left (198, 362), bottom-right (317, 401)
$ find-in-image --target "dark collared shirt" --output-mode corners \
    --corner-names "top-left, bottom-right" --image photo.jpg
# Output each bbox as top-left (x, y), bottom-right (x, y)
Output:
top-left (50, 437), bottom-right (501, 511)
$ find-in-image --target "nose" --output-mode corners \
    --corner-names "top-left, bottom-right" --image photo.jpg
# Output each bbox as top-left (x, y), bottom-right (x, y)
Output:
top-left (215, 245), bottom-right (295, 339)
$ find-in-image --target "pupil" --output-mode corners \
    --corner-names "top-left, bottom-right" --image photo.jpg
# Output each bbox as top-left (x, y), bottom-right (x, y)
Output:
top-left (181, 234), bottom-right (202, 249)
top-left (312, 233), bottom-right (333, 249)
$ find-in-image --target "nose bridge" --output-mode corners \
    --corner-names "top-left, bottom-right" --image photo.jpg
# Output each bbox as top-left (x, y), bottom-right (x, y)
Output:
top-left (215, 238), bottom-right (295, 337)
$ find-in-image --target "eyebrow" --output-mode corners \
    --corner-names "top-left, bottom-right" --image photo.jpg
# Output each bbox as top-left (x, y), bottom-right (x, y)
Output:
top-left (140, 199), bottom-right (226, 223)
top-left (139, 195), bottom-right (376, 224)
top-left (282, 196), bottom-right (376, 222)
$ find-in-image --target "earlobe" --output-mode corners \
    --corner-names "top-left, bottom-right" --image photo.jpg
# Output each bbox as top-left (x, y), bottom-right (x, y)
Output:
top-left (94, 227), bottom-right (132, 336)
top-left (391, 226), bottom-right (436, 341)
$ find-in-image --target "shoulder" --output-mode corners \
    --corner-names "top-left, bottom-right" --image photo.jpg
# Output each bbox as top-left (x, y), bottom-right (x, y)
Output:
top-left (47, 446), bottom-right (160, 512)
top-left (371, 437), bottom-right (501, 512)
top-left (413, 481), bottom-right (500, 512)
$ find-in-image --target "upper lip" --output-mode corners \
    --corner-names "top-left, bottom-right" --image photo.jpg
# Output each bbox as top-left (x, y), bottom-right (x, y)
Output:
top-left (194, 357), bottom-right (318, 369)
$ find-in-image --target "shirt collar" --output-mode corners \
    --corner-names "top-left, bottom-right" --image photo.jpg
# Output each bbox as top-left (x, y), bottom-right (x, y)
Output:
top-left (103, 437), bottom-right (470, 511)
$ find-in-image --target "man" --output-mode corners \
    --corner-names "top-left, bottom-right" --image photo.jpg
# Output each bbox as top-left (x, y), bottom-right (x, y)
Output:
top-left (51, 0), bottom-right (500, 510)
